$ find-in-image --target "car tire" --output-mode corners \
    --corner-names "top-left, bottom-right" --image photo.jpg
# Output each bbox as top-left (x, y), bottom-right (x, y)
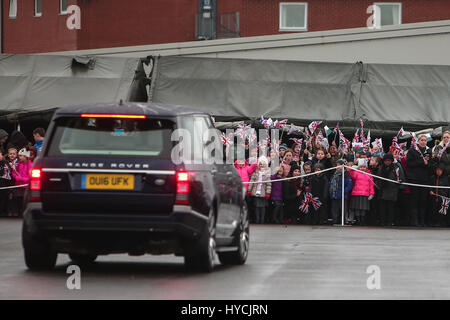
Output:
top-left (184, 209), bottom-right (216, 273)
top-left (22, 223), bottom-right (57, 271)
top-left (69, 253), bottom-right (98, 265)
top-left (218, 202), bottom-right (249, 265)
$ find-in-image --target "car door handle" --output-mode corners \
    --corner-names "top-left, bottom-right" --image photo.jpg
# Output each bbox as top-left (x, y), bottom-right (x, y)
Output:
top-left (226, 171), bottom-right (233, 176)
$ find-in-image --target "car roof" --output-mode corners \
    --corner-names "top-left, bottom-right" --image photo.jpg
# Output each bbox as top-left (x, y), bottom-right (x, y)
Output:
top-left (53, 102), bottom-right (208, 118)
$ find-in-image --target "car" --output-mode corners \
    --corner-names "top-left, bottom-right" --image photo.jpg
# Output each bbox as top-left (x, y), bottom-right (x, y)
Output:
top-left (22, 102), bottom-right (249, 272)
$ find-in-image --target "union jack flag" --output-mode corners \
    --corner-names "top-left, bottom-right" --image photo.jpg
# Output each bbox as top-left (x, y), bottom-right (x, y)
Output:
top-left (290, 138), bottom-right (303, 148)
top-left (300, 192), bottom-right (322, 213)
top-left (439, 198), bottom-right (450, 215)
top-left (221, 133), bottom-right (234, 146)
top-left (272, 119), bottom-right (288, 128)
top-left (260, 116), bottom-right (273, 129)
top-left (308, 121), bottom-right (322, 134)
top-left (287, 124), bottom-right (302, 135)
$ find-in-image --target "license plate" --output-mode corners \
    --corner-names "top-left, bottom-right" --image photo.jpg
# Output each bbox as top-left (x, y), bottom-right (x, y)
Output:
top-left (82, 174), bottom-right (135, 190)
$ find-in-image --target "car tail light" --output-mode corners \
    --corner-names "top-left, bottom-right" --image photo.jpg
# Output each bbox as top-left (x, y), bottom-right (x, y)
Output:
top-left (175, 171), bottom-right (189, 205)
top-left (81, 114), bottom-right (146, 119)
top-left (29, 169), bottom-right (41, 201)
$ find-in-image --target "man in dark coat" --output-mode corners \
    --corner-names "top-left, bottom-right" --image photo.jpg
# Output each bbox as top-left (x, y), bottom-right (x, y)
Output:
top-left (406, 135), bottom-right (432, 227)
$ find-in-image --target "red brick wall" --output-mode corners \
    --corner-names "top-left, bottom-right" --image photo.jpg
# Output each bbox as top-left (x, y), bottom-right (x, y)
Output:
top-left (3, 0), bottom-right (450, 53)
top-left (3, 0), bottom-right (78, 53)
top-left (77, 0), bottom-right (197, 50)
top-left (241, 0), bottom-right (450, 37)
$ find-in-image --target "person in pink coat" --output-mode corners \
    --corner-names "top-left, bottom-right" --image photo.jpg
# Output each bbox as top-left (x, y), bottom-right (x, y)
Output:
top-left (10, 148), bottom-right (32, 216)
top-left (347, 158), bottom-right (375, 225)
top-left (234, 159), bottom-right (257, 191)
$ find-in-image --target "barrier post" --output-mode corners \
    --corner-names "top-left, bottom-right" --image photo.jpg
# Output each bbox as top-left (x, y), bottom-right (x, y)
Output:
top-left (341, 165), bottom-right (345, 227)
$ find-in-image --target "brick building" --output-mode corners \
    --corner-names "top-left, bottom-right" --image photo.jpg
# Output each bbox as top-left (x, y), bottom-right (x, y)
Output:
top-left (2, 0), bottom-right (450, 54)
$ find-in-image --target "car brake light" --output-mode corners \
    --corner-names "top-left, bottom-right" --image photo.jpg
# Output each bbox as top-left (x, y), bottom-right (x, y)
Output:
top-left (30, 169), bottom-right (41, 201)
top-left (81, 114), bottom-right (146, 119)
top-left (175, 171), bottom-right (189, 205)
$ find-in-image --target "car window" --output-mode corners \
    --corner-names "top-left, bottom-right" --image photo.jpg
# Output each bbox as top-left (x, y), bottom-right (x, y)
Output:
top-left (47, 117), bottom-right (174, 158)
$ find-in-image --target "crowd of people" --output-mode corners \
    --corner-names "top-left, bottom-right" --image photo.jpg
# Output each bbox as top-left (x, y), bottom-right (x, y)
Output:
top-left (0, 127), bottom-right (45, 217)
top-left (235, 130), bottom-right (450, 227)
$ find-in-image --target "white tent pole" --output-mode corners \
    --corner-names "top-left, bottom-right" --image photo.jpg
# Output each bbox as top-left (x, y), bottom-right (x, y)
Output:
top-left (341, 165), bottom-right (345, 227)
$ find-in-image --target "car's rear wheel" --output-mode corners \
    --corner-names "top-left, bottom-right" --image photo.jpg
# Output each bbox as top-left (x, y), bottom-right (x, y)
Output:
top-left (218, 202), bottom-right (249, 265)
top-left (184, 209), bottom-right (216, 273)
top-left (68, 253), bottom-right (98, 265)
top-left (22, 223), bottom-right (57, 271)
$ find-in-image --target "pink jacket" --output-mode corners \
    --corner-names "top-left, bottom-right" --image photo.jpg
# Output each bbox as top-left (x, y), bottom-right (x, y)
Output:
top-left (13, 160), bottom-right (32, 186)
top-left (234, 160), bottom-right (257, 190)
top-left (348, 168), bottom-right (375, 197)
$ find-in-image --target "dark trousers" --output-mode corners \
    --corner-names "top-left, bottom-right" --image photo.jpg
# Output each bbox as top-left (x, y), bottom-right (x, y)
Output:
top-left (272, 200), bottom-right (284, 224)
top-left (379, 200), bottom-right (396, 226)
top-left (368, 198), bottom-right (380, 226)
top-left (431, 196), bottom-right (447, 227)
top-left (331, 199), bottom-right (347, 224)
top-left (409, 186), bottom-right (429, 227)
top-left (255, 207), bottom-right (266, 224)
top-left (397, 193), bottom-right (411, 226)
top-left (0, 190), bottom-right (8, 216)
top-left (312, 206), bottom-right (328, 225)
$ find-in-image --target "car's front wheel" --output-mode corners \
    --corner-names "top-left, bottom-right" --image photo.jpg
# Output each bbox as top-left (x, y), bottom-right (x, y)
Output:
top-left (22, 223), bottom-right (57, 271)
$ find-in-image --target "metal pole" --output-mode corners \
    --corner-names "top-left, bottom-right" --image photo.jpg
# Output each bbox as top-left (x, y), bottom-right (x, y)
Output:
top-left (341, 165), bottom-right (345, 226)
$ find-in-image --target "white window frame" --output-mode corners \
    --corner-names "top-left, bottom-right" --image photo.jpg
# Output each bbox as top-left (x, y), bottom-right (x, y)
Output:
top-left (9, 0), bottom-right (17, 18)
top-left (60, 0), bottom-right (68, 15)
top-left (279, 2), bottom-right (308, 32)
top-left (35, 0), bottom-right (42, 17)
top-left (373, 2), bottom-right (402, 28)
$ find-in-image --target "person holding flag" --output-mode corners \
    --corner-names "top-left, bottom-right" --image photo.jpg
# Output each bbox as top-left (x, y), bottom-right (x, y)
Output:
top-left (433, 131), bottom-right (450, 178)
top-left (406, 134), bottom-right (432, 227)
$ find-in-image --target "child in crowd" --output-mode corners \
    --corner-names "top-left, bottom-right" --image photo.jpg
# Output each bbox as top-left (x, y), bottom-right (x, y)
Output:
top-left (429, 163), bottom-right (449, 227)
top-left (248, 147), bottom-right (258, 165)
top-left (0, 151), bottom-right (13, 216)
top-left (270, 166), bottom-right (284, 224)
top-left (235, 159), bottom-right (257, 192)
top-left (12, 148), bottom-right (32, 216)
top-left (348, 158), bottom-right (375, 225)
top-left (329, 159), bottom-right (353, 225)
top-left (7, 147), bottom-right (19, 216)
top-left (377, 154), bottom-right (400, 226)
top-left (281, 149), bottom-right (294, 177)
top-left (368, 156), bottom-right (382, 225)
top-left (311, 148), bottom-right (331, 171)
top-left (8, 147), bottom-right (18, 170)
top-left (248, 156), bottom-right (271, 224)
top-left (310, 163), bottom-right (330, 225)
top-left (282, 164), bottom-right (302, 224)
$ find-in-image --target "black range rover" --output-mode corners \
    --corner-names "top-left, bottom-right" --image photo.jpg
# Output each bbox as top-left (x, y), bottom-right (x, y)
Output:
top-left (22, 102), bottom-right (249, 272)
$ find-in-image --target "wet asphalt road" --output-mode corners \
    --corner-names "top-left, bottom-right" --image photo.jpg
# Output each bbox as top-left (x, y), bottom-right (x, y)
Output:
top-left (1, 218), bottom-right (450, 300)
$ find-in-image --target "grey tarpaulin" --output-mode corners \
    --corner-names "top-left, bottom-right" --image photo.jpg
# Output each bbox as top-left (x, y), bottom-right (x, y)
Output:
top-left (149, 56), bottom-right (450, 132)
top-left (0, 54), bottom-right (148, 121)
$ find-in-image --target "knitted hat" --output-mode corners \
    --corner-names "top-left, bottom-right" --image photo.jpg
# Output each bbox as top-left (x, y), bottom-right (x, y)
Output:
top-left (18, 148), bottom-right (30, 158)
top-left (357, 158), bottom-right (368, 168)
top-left (258, 156), bottom-right (269, 165)
top-left (313, 163), bottom-right (324, 171)
top-left (279, 143), bottom-right (288, 150)
top-left (382, 153), bottom-right (394, 162)
top-left (0, 129), bottom-right (8, 140)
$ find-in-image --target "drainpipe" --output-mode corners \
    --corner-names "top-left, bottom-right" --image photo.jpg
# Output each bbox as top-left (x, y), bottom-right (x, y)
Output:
top-left (0, 0), bottom-right (3, 53)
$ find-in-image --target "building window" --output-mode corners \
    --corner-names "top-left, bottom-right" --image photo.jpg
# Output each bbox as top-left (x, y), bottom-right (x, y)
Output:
top-left (60, 0), bottom-right (68, 14)
top-left (35, 0), bottom-right (42, 17)
top-left (279, 2), bottom-right (308, 31)
top-left (9, 0), bottom-right (17, 18)
top-left (373, 3), bottom-right (402, 27)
